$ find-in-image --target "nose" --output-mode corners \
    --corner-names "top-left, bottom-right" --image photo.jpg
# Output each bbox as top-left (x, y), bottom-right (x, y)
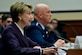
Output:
top-left (30, 15), bottom-right (34, 21)
top-left (50, 12), bottom-right (52, 16)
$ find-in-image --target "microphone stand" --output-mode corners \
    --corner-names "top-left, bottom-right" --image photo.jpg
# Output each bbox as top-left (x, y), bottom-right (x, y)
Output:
top-left (52, 30), bottom-right (72, 48)
top-left (66, 24), bottom-right (78, 36)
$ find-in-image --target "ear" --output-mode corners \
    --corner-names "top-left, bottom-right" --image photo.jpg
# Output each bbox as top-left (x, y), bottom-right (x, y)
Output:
top-left (18, 13), bottom-right (22, 20)
top-left (39, 13), bottom-right (42, 18)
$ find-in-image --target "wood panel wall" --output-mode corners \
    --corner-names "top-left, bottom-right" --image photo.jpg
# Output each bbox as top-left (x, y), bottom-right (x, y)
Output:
top-left (60, 20), bottom-right (82, 42)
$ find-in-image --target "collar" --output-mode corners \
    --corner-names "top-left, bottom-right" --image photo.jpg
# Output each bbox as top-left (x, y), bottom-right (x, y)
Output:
top-left (15, 22), bottom-right (24, 36)
top-left (36, 22), bottom-right (45, 30)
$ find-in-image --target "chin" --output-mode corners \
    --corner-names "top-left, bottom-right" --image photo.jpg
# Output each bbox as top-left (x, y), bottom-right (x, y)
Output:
top-left (28, 23), bottom-right (31, 26)
top-left (25, 23), bottom-right (30, 27)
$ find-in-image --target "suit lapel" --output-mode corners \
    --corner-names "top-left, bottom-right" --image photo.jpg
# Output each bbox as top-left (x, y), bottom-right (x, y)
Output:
top-left (12, 23), bottom-right (29, 47)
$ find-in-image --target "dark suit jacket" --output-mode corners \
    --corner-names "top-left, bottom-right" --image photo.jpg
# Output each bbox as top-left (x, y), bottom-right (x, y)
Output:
top-left (0, 26), bottom-right (4, 35)
top-left (46, 31), bottom-right (58, 44)
top-left (2, 23), bottom-right (40, 55)
top-left (25, 19), bottom-right (55, 48)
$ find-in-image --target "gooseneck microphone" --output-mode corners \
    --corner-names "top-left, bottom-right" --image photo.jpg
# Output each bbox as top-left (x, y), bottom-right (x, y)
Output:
top-left (60, 22), bottom-right (78, 36)
top-left (56, 22), bottom-right (79, 48)
top-left (46, 24), bottom-right (73, 52)
top-left (52, 30), bottom-right (72, 47)
top-left (46, 23), bottom-right (71, 42)
top-left (46, 23), bottom-right (73, 47)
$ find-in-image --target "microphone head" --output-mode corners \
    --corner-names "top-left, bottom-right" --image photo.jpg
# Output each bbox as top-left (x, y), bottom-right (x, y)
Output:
top-left (46, 24), bottom-right (54, 31)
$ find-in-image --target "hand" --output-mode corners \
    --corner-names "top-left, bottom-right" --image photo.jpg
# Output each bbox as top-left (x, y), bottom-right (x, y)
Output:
top-left (48, 46), bottom-right (58, 51)
top-left (55, 39), bottom-right (65, 47)
top-left (42, 47), bottom-right (57, 55)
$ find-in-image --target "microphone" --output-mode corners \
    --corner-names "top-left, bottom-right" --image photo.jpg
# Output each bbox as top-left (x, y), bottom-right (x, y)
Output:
top-left (46, 23), bottom-right (72, 47)
top-left (46, 24), bottom-right (73, 52)
top-left (53, 30), bottom-right (72, 46)
top-left (46, 24), bottom-right (71, 42)
top-left (59, 22), bottom-right (78, 36)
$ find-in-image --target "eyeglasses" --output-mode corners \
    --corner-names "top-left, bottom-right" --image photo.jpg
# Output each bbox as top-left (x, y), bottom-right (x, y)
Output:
top-left (52, 23), bottom-right (58, 24)
top-left (7, 21), bottom-right (12, 23)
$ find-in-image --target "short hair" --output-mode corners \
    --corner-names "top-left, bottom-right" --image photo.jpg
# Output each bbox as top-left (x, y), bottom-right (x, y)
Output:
top-left (50, 19), bottom-right (58, 24)
top-left (10, 1), bottom-right (32, 22)
top-left (2, 14), bottom-right (11, 22)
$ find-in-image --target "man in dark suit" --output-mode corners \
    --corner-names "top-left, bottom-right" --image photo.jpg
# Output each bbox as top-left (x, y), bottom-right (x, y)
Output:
top-left (2, 2), bottom-right (56, 55)
top-left (25, 3), bottom-right (65, 48)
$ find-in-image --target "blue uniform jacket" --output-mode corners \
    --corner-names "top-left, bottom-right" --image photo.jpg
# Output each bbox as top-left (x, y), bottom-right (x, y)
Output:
top-left (25, 19), bottom-right (58, 48)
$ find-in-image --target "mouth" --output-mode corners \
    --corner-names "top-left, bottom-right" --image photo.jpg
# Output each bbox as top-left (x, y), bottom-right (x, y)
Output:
top-left (28, 19), bottom-right (33, 23)
top-left (49, 19), bottom-right (51, 22)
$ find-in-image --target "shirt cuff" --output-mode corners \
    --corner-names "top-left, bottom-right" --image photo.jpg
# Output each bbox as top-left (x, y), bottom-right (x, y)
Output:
top-left (53, 44), bottom-right (57, 47)
top-left (39, 48), bottom-right (42, 55)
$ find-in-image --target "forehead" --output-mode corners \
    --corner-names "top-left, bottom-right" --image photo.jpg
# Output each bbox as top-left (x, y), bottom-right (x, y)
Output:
top-left (40, 7), bottom-right (50, 14)
top-left (6, 18), bottom-right (12, 20)
top-left (0, 15), bottom-right (2, 18)
top-left (43, 6), bottom-right (50, 11)
top-left (53, 20), bottom-right (58, 22)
